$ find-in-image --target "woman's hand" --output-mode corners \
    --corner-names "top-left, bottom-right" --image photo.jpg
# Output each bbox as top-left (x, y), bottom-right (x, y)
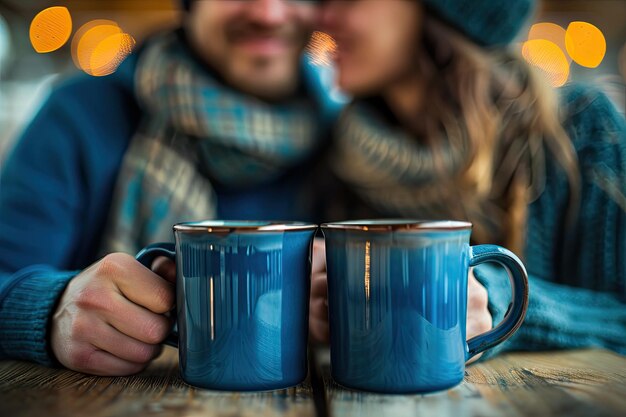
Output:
top-left (309, 238), bottom-right (330, 343)
top-left (466, 267), bottom-right (493, 364)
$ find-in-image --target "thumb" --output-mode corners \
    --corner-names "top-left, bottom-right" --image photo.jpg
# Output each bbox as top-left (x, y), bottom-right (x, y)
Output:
top-left (312, 238), bottom-right (326, 274)
top-left (151, 256), bottom-right (176, 284)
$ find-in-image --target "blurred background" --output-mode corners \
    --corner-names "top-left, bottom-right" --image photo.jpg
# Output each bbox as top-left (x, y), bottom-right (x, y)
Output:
top-left (0, 0), bottom-right (624, 161)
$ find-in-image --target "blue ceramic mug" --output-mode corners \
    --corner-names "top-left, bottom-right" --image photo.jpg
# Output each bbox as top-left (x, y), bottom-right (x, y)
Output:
top-left (321, 220), bottom-right (529, 394)
top-left (136, 220), bottom-right (317, 391)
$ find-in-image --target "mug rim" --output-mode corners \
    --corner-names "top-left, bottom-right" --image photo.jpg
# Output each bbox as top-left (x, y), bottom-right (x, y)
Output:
top-left (173, 220), bottom-right (318, 233)
top-left (321, 219), bottom-right (472, 232)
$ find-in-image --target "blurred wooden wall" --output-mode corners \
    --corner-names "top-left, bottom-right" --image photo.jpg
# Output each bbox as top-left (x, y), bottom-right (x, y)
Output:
top-left (2, 0), bottom-right (181, 44)
top-left (1, 0), bottom-right (624, 52)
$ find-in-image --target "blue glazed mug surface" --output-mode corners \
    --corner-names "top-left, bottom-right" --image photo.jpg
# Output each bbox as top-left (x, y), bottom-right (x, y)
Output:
top-left (322, 220), bottom-right (529, 394)
top-left (136, 220), bottom-right (317, 391)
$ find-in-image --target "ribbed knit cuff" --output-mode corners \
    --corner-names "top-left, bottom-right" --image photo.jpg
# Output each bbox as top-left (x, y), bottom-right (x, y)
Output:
top-left (0, 266), bottom-right (78, 366)
top-left (474, 264), bottom-right (626, 358)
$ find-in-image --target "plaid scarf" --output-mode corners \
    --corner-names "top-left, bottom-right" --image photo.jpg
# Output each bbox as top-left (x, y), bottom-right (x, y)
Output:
top-left (331, 102), bottom-right (515, 246)
top-left (99, 31), bottom-right (318, 255)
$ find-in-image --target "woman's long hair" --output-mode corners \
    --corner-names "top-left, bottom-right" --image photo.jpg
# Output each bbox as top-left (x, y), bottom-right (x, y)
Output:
top-left (415, 13), bottom-right (580, 256)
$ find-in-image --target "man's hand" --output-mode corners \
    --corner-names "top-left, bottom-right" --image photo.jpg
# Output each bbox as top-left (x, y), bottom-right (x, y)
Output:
top-left (309, 238), bottom-right (330, 343)
top-left (51, 253), bottom-right (176, 376)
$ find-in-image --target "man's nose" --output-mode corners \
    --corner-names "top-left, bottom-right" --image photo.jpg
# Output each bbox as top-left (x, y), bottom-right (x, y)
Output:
top-left (247, 0), bottom-right (290, 27)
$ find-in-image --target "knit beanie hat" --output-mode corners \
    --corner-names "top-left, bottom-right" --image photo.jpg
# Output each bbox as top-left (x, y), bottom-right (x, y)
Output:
top-left (421, 0), bottom-right (536, 46)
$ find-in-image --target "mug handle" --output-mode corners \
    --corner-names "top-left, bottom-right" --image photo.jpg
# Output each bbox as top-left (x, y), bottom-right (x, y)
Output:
top-left (466, 244), bottom-right (529, 361)
top-left (136, 242), bottom-right (179, 348)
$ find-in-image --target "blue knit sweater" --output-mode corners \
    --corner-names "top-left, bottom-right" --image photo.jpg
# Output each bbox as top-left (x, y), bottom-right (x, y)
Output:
top-left (0, 44), bottom-right (340, 364)
top-left (325, 83), bottom-right (626, 358)
top-left (476, 84), bottom-right (626, 357)
top-left (0, 54), bottom-right (624, 364)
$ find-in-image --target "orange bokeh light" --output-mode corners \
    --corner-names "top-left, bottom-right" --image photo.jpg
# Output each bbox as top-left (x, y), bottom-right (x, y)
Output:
top-left (522, 39), bottom-right (570, 87)
top-left (72, 20), bottom-right (120, 72)
top-left (71, 20), bottom-right (135, 77)
top-left (30, 6), bottom-right (72, 53)
top-left (528, 23), bottom-right (570, 64)
top-left (307, 31), bottom-right (337, 67)
top-left (89, 33), bottom-right (136, 77)
top-left (565, 22), bottom-right (606, 68)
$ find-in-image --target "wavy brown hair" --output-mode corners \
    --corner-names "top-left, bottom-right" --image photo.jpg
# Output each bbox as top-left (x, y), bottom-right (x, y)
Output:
top-left (414, 13), bottom-right (581, 256)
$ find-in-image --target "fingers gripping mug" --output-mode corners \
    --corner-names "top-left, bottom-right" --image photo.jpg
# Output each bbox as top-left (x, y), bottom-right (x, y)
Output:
top-left (321, 220), bottom-right (529, 394)
top-left (136, 221), bottom-right (317, 391)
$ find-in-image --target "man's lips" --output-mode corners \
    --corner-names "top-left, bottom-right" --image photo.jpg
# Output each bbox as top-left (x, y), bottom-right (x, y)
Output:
top-left (232, 36), bottom-right (291, 55)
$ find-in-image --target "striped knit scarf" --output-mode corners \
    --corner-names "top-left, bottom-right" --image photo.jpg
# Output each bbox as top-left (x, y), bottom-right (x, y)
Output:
top-left (331, 102), bottom-right (517, 247)
top-left (99, 31), bottom-right (318, 255)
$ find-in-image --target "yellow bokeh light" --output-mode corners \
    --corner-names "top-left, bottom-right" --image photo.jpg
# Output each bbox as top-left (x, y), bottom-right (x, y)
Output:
top-left (522, 39), bottom-right (570, 87)
top-left (71, 20), bottom-right (135, 77)
top-left (528, 22), bottom-right (570, 63)
top-left (565, 21), bottom-right (606, 68)
top-left (306, 31), bottom-right (337, 67)
top-left (89, 33), bottom-right (136, 77)
top-left (30, 6), bottom-right (72, 53)
top-left (72, 20), bottom-right (120, 72)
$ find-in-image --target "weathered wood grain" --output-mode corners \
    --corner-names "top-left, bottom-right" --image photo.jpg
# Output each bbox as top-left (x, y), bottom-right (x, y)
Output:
top-left (316, 348), bottom-right (626, 417)
top-left (2, 347), bottom-right (625, 417)
top-left (0, 346), bottom-right (316, 417)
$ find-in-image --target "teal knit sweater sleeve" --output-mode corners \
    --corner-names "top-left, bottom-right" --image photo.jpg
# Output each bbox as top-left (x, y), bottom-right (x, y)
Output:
top-left (475, 84), bottom-right (626, 358)
top-left (0, 268), bottom-right (78, 365)
top-left (0, 68), bottom-right (139, 365)
top-left (475, 264), bottom-right (626, 357)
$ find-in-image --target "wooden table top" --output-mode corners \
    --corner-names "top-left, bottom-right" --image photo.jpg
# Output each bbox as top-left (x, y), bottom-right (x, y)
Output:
top-left (1, 346), bottom-right (625, 417)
